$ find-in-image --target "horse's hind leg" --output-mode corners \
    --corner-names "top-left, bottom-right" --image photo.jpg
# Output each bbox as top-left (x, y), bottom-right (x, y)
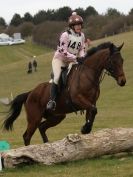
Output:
top-left (23, 103), bottom-right (42, 146)
top-left (23, 122), bottom-right (39, 146)
top-left (38, 114), bottom-right (66, 143)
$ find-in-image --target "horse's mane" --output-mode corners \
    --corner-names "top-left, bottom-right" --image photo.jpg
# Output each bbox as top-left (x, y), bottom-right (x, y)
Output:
top-left (85, 42), bottom-right (115, 58)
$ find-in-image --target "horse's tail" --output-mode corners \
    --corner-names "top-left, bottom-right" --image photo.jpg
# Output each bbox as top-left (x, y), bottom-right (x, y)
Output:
top-left (3, 92), bottom-right (30, 131)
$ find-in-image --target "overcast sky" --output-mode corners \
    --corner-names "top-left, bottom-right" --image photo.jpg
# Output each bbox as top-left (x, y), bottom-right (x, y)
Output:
top-left (1, 0), bottom-right (133, 23)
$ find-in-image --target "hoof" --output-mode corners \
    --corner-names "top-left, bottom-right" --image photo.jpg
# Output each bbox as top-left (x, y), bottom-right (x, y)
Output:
top-left (81, 124), bottom-right (91, 134)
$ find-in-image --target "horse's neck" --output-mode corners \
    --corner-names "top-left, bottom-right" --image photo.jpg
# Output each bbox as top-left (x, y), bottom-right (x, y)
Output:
top-left (84, 49), bottom-right (109, 77)
top-left (67, 50), bottom-right (109, 90)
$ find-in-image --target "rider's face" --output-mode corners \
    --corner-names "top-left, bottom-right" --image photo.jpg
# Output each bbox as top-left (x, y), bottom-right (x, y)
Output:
top-left (73, 24), bottom-right (82, 33)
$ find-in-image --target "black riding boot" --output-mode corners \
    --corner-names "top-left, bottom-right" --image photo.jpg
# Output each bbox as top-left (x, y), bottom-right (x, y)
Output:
top-left (46, 83), bottom-right (58, 110)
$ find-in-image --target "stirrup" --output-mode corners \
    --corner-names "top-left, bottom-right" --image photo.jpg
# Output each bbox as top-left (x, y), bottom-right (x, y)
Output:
top-left (46, 100), bottom-right (56, 110)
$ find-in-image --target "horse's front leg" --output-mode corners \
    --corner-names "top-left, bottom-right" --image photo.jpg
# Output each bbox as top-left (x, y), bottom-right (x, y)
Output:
top-left (81, 105), bottom-right (97, 134)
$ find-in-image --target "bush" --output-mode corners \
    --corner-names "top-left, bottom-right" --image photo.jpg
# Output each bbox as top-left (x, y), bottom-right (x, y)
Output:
top-left (32, 21), bottom-right (67, 48)
top-left (18, 22), bottom-right (35, 37)
top-left (101, 16), bottom-right (126, 37)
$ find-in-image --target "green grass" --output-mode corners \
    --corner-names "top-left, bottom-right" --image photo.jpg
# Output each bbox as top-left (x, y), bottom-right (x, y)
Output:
top-left (0, 40), bottom-right (52, 66)
top-left (0, 32), bottom-right (133, 176)
top-left (2, 157), bottom-right (133, 177)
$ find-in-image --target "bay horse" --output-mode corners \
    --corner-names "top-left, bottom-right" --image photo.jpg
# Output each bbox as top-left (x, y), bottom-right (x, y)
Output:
top-left (3, 42), bottom-right (126, 146)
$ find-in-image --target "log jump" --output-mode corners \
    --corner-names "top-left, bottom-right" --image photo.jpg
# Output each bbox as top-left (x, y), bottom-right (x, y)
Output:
top-left (2, 128), bottom-right (133, 168)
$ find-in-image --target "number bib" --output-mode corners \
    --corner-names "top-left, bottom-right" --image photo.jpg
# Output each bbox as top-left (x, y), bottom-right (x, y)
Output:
top-left (67, 34), bottom-right (83, 55)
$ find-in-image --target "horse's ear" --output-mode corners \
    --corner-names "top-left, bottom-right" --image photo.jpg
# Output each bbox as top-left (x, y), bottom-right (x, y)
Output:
top-left (117, 42), bottom-right (124, 51)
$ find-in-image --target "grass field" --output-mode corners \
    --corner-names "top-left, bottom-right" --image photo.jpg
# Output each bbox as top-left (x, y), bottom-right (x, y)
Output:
top-left (0, 31), bottom-right (133, 177)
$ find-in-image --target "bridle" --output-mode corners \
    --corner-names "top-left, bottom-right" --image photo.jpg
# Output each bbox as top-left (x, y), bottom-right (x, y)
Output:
top-left (105, 51), bottom-right (121, 78)
top-left (78, 48), bottom-right (122, 86)
top-left (99, 50), bottom-right (122, 84)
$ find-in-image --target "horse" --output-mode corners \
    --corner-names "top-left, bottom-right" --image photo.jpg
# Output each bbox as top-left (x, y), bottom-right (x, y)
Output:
top-left (3, 42), bottom-right (126, 146)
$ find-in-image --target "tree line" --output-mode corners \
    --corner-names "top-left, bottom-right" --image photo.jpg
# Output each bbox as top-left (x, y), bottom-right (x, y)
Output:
top-left (0, 6), bottom-right (133, 48)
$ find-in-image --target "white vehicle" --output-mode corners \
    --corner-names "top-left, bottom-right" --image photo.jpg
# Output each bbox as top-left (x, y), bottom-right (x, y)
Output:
top-left (0, 41), bottom-right (10, 45)
top-left (0, 33), bottom-right (25, 46)
top-left (0, 33), bottom-right (10, 45)
top-left (9, 39), bottom-right (25, 45)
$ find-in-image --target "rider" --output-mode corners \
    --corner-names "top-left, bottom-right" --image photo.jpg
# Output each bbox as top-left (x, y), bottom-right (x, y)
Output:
top-left (46, 12), bottom-right (91, 110)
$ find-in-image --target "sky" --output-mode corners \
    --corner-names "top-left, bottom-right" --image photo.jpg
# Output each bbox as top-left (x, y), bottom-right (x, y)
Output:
top-left (1, 0), bottom-right (133, 23)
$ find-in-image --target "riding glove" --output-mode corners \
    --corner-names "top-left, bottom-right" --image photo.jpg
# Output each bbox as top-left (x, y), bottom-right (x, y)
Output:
top-left (77, 57), bottom-right (84, 64)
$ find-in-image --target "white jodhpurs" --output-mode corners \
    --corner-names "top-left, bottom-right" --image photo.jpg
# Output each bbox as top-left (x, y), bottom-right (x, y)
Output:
top-left (52, 57), bottom-right (67, 84)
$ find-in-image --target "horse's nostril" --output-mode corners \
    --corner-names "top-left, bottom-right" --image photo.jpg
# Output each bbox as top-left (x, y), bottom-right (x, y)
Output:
top-left (120, 80), bottom-right (126, 86)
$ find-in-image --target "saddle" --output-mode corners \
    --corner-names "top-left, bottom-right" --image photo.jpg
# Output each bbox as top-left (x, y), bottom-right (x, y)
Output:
top-left (50, 63), bottom-right (77, 89)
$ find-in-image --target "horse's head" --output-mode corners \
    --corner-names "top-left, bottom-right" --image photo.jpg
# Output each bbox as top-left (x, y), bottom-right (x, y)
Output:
top-left (105, 43), bottom-right (126, 86)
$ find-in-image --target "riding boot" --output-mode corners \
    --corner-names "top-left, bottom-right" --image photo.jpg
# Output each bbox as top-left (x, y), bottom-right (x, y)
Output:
top-left (46, 83), bottom-right (58, 110)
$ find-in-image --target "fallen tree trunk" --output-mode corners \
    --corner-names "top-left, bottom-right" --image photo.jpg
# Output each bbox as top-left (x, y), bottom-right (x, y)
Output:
top-left (2, 128), bottom-right (133, 168)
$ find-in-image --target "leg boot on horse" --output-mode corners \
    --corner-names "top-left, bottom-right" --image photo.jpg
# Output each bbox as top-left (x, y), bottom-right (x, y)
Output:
top-left (46, 83), bottom-right (58, 111)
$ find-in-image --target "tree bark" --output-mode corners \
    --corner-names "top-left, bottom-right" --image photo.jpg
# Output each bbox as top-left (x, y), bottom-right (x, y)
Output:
top-left (2, 128), bottom-right (133, 168)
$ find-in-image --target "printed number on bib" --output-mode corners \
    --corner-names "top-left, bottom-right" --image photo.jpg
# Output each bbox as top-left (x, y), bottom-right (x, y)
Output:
top-left (68, 41), bottom-right (81, 50)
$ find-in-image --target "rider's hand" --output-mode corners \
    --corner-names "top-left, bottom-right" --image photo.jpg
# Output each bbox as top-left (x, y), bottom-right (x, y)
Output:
top-left (77, 57), bottom-right (84, 64)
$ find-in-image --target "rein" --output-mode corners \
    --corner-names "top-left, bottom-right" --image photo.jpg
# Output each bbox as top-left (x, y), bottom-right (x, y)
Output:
top-left (80, 63), bottom-right (106, 87)
top-left (78, 50), bottom-right (121, 85)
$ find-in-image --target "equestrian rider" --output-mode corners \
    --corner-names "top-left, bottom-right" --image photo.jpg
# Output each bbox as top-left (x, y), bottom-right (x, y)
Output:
top-left (46, 12), bottom-right (91, 110)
